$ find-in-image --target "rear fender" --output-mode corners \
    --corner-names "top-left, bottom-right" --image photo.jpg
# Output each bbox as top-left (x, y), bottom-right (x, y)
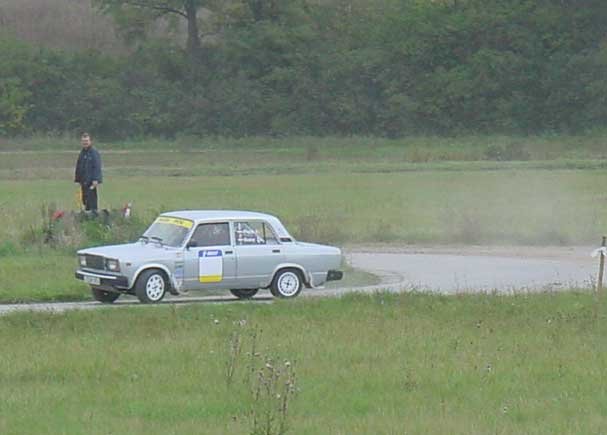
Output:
top-left (268, 263), bottom-right (310, 288)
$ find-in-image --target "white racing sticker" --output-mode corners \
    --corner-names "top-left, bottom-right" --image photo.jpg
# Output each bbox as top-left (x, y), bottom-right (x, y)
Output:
top-left (174, 262), bottom-right (184, 290)
top-left (199, 250), bottom-right (223, 283)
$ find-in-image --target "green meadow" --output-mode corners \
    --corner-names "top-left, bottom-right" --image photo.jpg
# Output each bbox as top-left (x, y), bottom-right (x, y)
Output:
top-left (1, 292), bottom-right (606, 434)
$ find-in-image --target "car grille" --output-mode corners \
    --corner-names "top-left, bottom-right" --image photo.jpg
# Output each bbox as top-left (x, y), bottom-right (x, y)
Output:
top-left (85, 255), bottom-right (105, 270)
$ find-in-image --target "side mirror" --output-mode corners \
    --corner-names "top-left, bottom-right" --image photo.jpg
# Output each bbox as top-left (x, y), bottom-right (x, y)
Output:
top-left (186, 240), bottom-right (198, 250)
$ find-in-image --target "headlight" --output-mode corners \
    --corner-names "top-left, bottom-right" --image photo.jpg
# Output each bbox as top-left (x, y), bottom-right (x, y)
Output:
top-left (105, 259), bottom-right (120, 272)
top-left (78, 255), bottom-right (87, 267)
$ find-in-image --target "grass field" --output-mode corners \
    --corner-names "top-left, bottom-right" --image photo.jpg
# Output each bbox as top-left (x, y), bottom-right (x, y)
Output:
top-left (0, 136), bottom-right (606, 302)
top-left (1, 168), bottom-right (605, 245)
top-left (3, 134), bottom-right (607, 159)
top-left (1, 291), bottom-right (606, 434)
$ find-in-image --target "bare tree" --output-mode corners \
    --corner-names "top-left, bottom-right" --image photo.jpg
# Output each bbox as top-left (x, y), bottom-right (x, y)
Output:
top-left (95, 0), bottom-right (209, 57)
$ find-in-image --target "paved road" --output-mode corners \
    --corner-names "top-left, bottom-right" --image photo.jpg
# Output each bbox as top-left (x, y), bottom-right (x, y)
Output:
top-left (346, 245), bottom-right (597, 294)
top-left (0, 246), bottom-right (598, 315)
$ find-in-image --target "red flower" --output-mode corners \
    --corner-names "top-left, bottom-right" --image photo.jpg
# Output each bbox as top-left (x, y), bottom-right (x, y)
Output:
top-left (51, 210), bottom-right (65, 221)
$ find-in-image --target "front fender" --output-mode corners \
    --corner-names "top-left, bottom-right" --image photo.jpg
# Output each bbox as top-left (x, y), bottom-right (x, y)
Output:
top-left (131, 263), bottom-right (174, 289)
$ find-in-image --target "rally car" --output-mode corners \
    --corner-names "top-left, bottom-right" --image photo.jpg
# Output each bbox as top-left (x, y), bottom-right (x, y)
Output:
top-left (75, 210), bottom-right (343, 303)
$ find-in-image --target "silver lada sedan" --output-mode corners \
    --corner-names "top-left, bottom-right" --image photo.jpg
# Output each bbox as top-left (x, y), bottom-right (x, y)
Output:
top-left (76, 210), bottom-right (343, 303)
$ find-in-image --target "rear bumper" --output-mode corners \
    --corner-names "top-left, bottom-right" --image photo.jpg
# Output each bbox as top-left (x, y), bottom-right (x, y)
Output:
top-left (327, 270), bottom-right (343, 282)
top-left (75, 270), bottom-right (129, 289)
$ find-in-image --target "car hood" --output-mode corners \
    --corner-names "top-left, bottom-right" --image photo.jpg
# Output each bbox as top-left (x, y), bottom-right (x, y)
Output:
top-left (78, 242), bottom-right (180, 260)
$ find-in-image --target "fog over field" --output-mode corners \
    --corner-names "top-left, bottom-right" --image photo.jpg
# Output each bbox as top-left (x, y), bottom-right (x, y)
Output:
top-left (0, 0), bottom-right (122, 52)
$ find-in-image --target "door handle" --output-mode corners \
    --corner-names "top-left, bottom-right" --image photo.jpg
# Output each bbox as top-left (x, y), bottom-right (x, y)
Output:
top-left (272, 249), bottom-right (281, 253)
top-left (225, 250), bottom-right (233, 255)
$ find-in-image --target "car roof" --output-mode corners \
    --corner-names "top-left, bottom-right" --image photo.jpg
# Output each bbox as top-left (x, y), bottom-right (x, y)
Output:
top-left (162, 210), bottom-right (276, 221)
top-left (160, 210), bottom-right (294, 239)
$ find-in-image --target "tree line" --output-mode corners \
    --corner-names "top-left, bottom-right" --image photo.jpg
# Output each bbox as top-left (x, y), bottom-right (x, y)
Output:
top-left (2, 0), bottom-right (607, 139)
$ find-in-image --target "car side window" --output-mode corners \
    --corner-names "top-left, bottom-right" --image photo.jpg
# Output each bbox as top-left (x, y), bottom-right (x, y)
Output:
top-left (234, 222), bottom-right (278, 246)
top-left (190, 223), bottom-right (230, 247)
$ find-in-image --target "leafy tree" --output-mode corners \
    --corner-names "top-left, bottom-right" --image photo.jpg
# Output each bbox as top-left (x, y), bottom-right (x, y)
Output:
top-left (4, 0), bottom-right (607, 138)
top-left (0, 78), bottom-right (30, 135)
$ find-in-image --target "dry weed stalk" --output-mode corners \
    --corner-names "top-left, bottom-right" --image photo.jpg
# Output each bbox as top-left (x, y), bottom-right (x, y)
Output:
top-left (223, 323), bottom-right (298, 434)
top-left (225, 328), bottom-right (243, 387)
top-left (245, 326), bottom-right (261, 392)
top-left (250, 357), bottom-right (297, 435)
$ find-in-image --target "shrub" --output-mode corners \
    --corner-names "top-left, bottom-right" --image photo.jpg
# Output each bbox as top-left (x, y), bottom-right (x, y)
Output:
top-left (485, 142), bottom-right (531, 161)
top-left (20, 202), bottom-right (148, 251)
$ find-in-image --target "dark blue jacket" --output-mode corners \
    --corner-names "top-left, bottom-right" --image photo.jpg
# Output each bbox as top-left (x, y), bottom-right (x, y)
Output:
top-left (75, 147), bottom-right (103, 184)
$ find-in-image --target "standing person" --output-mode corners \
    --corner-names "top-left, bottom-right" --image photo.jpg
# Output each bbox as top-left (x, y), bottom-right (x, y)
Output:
top-left (74, 132), bottom-right (103, 216)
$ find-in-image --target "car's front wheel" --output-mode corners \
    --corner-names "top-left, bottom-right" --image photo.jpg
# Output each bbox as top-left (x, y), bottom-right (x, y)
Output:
top-left (135, 269), bottom-right (168, 304)
top-left (270, 269), bottom-right (303, 298)
top-left (91, 287), bottom-right (120, 304)
top-left (230, 289), bottom-right (259, 299)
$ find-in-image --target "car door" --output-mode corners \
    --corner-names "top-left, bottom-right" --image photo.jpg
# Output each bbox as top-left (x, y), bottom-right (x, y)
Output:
top-left (232, 221), bottom-right (285, 288)
top-left (183, 222), bottom-right (236, 290)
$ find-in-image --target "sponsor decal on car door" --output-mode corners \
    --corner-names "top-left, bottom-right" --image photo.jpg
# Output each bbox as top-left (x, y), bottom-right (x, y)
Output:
top-left (199, 249), bottom-right (223, 283)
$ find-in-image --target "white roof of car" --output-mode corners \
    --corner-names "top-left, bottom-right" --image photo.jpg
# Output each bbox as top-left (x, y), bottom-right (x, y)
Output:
top-left (160, 210), bottom-right (294, 239)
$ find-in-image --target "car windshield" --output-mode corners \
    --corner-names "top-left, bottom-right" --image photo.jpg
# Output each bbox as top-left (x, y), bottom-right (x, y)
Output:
top-left (143, 216), bottom-right (193, 247)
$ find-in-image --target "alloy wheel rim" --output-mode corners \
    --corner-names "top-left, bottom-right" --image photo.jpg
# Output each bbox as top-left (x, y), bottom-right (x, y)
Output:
top-left (278, 272), bottom-right (299, 296)
top-left (146, 274), bottom-right (165, 301)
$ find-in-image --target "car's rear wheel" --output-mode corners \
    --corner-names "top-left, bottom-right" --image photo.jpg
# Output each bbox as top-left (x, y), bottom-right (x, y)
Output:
top-left (91, 287), bottom-right (120, 304)
top-left (135, 269), bottom-right (167, 304)
top-left (271, 269), bottom-right (303, 298)
top-left (230, 289), bottom-right (259, 299)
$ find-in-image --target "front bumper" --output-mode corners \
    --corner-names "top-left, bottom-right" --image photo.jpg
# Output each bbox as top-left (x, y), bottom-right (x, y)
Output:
top-left (75, 270), bottom-right (129, 289)
top-left (327, 270), bottom-right (343, 282)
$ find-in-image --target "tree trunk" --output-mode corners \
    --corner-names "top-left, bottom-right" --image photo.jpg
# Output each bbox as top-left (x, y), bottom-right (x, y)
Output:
top-left (184, 0), bottom-right (201, 57)
top-left (248, 0), bottom-right (263, 21)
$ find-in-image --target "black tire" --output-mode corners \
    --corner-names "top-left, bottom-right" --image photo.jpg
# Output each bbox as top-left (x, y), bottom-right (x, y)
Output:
top-left (270, 269), bottom-right (303, 298)
top-left (135, 269), bottom-right (168, 304)
top-left (230, 289), bottom-right (259, 299)
top-left (91, 287), bottom-right (120, 304)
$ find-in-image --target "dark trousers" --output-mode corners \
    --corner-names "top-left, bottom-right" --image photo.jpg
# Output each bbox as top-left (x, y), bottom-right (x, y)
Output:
top-left (81, 183), bottom-right (98, 212)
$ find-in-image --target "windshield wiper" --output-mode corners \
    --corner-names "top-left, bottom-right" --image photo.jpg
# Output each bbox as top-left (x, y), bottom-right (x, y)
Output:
top-left (139, 236), bottom-right (150, 243)
top-left (150, 236), bottom-right (164, 245)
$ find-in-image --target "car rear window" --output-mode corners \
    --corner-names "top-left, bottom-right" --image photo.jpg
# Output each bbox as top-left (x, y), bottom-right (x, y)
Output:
top-left (234, 221), bottom-right (278, 245)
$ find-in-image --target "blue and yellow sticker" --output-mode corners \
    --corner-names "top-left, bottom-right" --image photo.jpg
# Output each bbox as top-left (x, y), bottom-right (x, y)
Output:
top-left (199, 250), bottom-right (223, 283)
